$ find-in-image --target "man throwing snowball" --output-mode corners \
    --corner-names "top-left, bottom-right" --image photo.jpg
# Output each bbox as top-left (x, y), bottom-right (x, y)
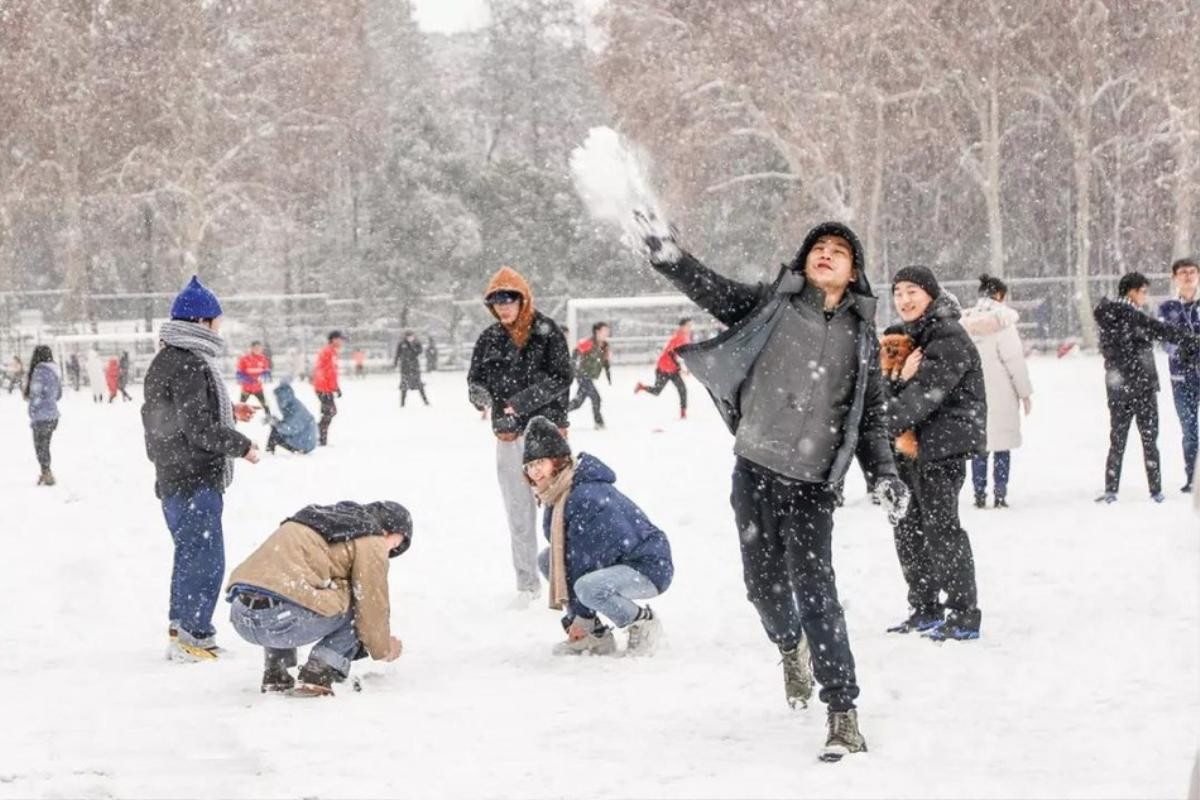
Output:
top-left (636, 216), bottom-right (908, 762)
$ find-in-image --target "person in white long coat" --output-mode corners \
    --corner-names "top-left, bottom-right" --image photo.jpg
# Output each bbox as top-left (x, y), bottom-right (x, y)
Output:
top-left (961, 275), bottom-right (1033, 508)
top-left (85, 348), bottom-right (107, 403)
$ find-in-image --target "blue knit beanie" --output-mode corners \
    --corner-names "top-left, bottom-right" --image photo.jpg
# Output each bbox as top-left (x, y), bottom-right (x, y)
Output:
top-left (170, 275), bottom-right (223, 320)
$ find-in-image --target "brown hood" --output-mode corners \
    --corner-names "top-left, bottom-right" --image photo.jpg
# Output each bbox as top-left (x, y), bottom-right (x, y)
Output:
top-left (485, 266), bottom-right (535, 348)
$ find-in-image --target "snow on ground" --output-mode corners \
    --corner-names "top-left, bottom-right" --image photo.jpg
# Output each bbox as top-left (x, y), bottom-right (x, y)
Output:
top-left (1, 353), bottom-right (1196, 799)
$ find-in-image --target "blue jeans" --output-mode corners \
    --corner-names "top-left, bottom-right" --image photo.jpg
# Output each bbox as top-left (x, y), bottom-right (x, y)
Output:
top-left (538, 549), bottom-right (659, 627)
top-left (161, 487), bottom-right (225, 644)
top-left (229, 592), bottom-right (360, 676)
top-left (971, 451), bottom-right (1011, 499)
top-left (1171, 373), bottom-right (1199, 485)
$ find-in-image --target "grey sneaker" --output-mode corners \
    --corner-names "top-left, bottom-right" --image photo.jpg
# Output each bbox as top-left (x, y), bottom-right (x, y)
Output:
top-left (625, 608), bottom-right (662, 656)
top-left (552, 625), bottom-right (617, 656)
top-left (820, 709), bottom-right (868, 762)
top-left (781, 635), bottom-right (814, 709)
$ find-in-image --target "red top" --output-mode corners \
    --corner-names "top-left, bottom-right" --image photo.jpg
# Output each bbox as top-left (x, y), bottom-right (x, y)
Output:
top-left (656, 330), bottom-right (691, 374)
top-left (236, 352), bottom-right (271, 393)
top-left (312, 345), bottom-right (340, 393)
top-left (105, 357), bottom-right (120, 393)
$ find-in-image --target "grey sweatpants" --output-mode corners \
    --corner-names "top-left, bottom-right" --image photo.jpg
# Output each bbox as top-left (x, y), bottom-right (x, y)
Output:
top-left (496, 436), bottom-right (540, 592)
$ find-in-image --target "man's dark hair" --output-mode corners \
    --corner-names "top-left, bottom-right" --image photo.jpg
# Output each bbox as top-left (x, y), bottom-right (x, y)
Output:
top-left (978, 274), bottom-right (1008, 300)
top-left (251, 340), bottom-right (262, 347)
top-left (678, 317), bottom-right (692, 327)
top-left (592, 321), bottom-right (609, 335)
top-left (1117, 272), bottom-right (1150, 297)
top-left (1171, 257), bottom-right (1199, 274)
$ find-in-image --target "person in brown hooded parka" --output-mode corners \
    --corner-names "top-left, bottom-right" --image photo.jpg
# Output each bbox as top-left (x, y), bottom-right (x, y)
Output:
top-left (467, 266), bottom-right (573, 606)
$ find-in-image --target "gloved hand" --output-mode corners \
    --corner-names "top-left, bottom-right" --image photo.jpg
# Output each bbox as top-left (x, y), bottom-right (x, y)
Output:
top-left (874, 475), bottom-right (911, 525)
top-left (633, 210), bottom-right (682, 265)
top-left (468, 382), bottom-right (492, 409)
top-left (336, 388), bottom-right (343, 399)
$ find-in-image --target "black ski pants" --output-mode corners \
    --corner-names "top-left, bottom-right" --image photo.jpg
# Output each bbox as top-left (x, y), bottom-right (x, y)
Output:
top-left (1104, 388), bottom-right (1161, 495)
top-left (317, 392), bottom-right (337, 446)
top-left (568, 376), bottom-right (604, 425)
top-left (645, 369), bottom-right (686, 411)
top-left (32, 419), bottom-right (58, 470)
top-left (239, 389), bottom-right (270, 415)
top-left (893, 457), bottom-right (980, 629)
top-left (731, 459), bottom-right (859, 712)
top-left (400, 386), bottom-right (429, 407)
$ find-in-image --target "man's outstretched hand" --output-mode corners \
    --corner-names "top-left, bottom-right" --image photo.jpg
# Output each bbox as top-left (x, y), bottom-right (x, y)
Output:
top-left (633, 210), bottom-right (682, 265)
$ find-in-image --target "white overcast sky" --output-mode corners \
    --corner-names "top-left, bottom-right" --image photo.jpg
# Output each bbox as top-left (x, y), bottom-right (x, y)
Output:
top-left (412, 0), bottom-right (490, 33)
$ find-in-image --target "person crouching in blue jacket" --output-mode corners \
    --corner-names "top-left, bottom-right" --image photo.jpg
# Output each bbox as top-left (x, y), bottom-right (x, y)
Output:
top-left (523, 416), bottom-right (673, 656)
top-left (264, 382), bottom-right (317, 454)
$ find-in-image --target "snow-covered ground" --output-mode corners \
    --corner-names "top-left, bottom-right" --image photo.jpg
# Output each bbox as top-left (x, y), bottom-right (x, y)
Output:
top-left (1, 354), bottom-right (1196, 799)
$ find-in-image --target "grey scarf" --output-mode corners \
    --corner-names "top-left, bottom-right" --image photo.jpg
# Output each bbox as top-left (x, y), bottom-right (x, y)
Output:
top-left (159, 319), bottom-right (236, 488)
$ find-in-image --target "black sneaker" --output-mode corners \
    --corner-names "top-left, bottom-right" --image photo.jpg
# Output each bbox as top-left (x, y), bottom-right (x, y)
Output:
top-left (973, 495), bottom-right (986, 508)
top-left (886, 610), bottom-right (943, 634)
top-left (820, 709), bottom-right (867, 762)
top-left (291, 661), bottom-right (339, 697)
top-left (261, 661), bottom-right (294, 693)
top-left (994, 497), bottom-right (1008, 509)
top-left (1182, 483), bottom-right (1194, 494)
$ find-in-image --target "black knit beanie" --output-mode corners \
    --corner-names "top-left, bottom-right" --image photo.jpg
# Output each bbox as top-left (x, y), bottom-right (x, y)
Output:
top-left (523, 416), bottom-right (571, 463)
top-left (892, 265), bottom-right (941, 299)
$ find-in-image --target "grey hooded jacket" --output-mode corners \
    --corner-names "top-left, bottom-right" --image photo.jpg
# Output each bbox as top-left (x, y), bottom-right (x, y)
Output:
top-left (650, 222), bottom-right (898, 486)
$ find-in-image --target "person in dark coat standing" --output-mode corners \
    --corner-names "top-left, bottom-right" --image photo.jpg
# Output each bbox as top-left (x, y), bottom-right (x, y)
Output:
top-left (66, 353), bottom-right (81, 392)
top-left (568, 322), bottom-right (612, 429)
top-left (25, 345), bottom-right (62, 486)
top-left (1158, 258), bottom-right (1200, 493)
top-left (467, 266), bottom-right (573, 606)
top-left (142, 276), bottom-right (260, 662)
top-left (1095, 272), bottom-right (1200, 502)
top-left (637, 217), bottom-right (909, 762)
top-left (884, 267), bottom-right (987, 642)
top-left (426, 336), bottom-right (439, 372)
top-left (393, 330), bottom-right (428, 407)
top-left (523, 417), bottom-right (672, 657)
top-left (116, 351), bottom-right (133, 401)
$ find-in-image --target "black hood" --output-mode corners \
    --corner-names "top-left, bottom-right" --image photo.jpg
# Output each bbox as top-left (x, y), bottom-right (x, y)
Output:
top-left (286, 500), bottom-right (413, 558)
top-left (787, 221), bottom-right (873, 298)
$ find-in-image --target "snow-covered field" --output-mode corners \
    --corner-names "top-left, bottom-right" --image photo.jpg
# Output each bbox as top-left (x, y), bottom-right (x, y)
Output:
top-left (1, 354), bottom-right (1196, 799)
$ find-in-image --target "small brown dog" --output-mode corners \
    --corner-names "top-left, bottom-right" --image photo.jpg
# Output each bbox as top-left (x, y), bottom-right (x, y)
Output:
top-left (879, 332), bottom-right (919, 459)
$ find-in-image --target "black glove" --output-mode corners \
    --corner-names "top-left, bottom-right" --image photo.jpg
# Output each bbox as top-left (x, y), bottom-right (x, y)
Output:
top-left (633, 210), bottom-right (682, 265)
top-left (874, 475), bottom-right (911, 526)
top-left (336, 388), bottom-right (343, 399)
top-left (468, 382), bottom-right (492, 409)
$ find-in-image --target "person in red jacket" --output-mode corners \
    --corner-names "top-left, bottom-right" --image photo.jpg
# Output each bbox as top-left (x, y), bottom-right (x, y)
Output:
top-left (236, 340), bottom-right (272, 414)
top-left (312, 331), bottom-right (343, 446)
top-left (635, 318), bottom-right (693, 418)
top-left (105, 356), bottom-right (121, 403)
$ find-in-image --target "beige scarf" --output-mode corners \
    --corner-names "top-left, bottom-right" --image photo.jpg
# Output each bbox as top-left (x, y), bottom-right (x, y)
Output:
top-left (534, 462), bottom-right (576, 610)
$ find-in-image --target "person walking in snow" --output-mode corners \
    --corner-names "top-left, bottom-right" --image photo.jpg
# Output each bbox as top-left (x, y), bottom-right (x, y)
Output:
top-left (225, 500), bottom-right (410, 696)
top-left (66, 353), bottom-right (81, 392)
top-left (104, 356), bottom-right (120, 402)
top-left (1094, 272), bottom-right (1200, 503)
top-left (961, 274), bottom-right (1033, 508)
top-left (25, 345), bottom-right (62, 486)
top-left (1159, 258), bottom-right (1200, 493)
top-left (426, 336), bottom-right (439, 372)
top-left (394, 330), bottom-right (428, 407)
top-left (522, 417), bottom-right (672, 656)
top-left (85, 349), bottom-right (106, 403)
top-left (568, 321), bottom-right (612, 429)
top-left (236, 340), bottom-right (272, 415)
top-left (312, 331), bottom-right (344, 446)
top-left (884, 267), bottom-right (987, 642)
top-left (634, 318), bottom-right (692, 418)
top-left (264, 382), bottom-right (317, 455)
top-left (116, 351), bottom-right (134, 401)
top-left (142, 275), bottom-right (260, 662)
top-left (467, 266), bottom-right (573, 607)
top-left (4, 355), bottom-right (22, 394)
top-left (637, 217), bottom-right (909, 762)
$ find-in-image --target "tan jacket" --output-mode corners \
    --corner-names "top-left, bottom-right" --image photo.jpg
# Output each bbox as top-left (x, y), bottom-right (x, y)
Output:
top-left (227, 522), bottom-right (392, 660)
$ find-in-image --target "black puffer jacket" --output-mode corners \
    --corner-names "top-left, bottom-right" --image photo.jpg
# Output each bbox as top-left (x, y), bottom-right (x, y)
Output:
top-left (885, 294), bottom-right (987, 463)
top-left (142, 345), bottom-right (251, 498)
top-left (467, 312), bottom-right (573, 436)
top-left (1094, 297), bottom-right (1199, 396)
